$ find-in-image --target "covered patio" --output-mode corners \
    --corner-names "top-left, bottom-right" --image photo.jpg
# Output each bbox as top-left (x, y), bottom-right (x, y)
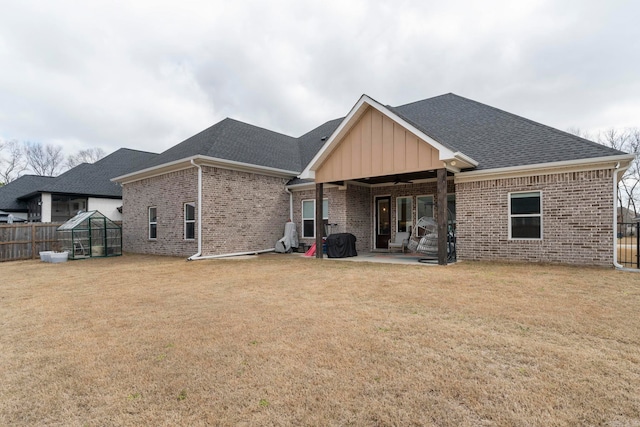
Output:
top-left (298, 95), bottom-right (476, 265)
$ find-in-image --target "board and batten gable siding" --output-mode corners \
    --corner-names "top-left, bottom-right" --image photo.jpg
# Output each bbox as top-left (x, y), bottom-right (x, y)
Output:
top-left (315, 107), bottom-right (441, 183)
top-left (122, 168), bottom-right (198, 256)
top-left (200, 166), bottom-right (290, 256)
top-left (456, 169), bottom-right (614, 266)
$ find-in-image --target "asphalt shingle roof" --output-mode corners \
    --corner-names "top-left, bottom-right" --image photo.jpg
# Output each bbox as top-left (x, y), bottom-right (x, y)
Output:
top-left (390, 93), bottom-right (625, 170)
top-left (41, 148), bottom-right (158, 197)
top-left (137, 118), bottom-right (301, 172)
top-left (0, 148), bottom-right (157, 211)
top-left (0, 175), bottom-right (55, 211)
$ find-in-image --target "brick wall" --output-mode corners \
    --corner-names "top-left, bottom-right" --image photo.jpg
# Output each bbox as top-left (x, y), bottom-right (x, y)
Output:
top-left (122, 168), bottom-right (198, 257)
top-left (200, 166), bottom-right (290, 255)
top-left (291, 180), bottom-right (455, 252)
top-left (123, 166), bottom-right (290, 257)
top-left (456, 169), bottom-right (614, 266)
top-left (292, 186), bottom-right (346, 249)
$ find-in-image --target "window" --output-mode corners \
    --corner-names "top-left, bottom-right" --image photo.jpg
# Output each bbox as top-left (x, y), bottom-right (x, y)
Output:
top-left (149, 207), bottom-right (157, 239)
top-left (396, 196), bottom-right (412, 233)
top-left (509, 192), bottom-right (542, 239)
top-left (416, 195), bottom-right (434, 219)
top-left (184, 203), bottom-right (195, 240)
top-left (302, 199), bottom-right (328, 238)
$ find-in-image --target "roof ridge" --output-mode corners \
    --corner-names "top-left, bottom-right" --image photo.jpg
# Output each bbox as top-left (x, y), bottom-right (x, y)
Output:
top-left (393, 92), bottom-right (455, 109)
top-left (224, 117), bottom-right (298, 140)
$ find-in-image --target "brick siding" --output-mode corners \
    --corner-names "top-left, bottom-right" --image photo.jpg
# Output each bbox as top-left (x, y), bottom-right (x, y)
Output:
top-left (456, 169), bottom-right (614, 266)
top-left (122, 168), bottom-right (198, 257)
top-left (200, 166), bottom-right (290, 255)
top-left (123, 166), bottom-right (290, 257)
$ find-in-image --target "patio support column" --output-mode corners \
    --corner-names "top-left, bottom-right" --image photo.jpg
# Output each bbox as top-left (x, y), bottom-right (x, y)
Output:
top-left (315, 183), bottom-right (324, 259)
top-left (437, 168), bottom-right (448, 265)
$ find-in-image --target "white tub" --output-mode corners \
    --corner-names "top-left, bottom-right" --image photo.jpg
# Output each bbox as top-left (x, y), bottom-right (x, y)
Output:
top-left (49, 251), bottom-right (69, 263)
top-left (39, 251), bottom-right (54, 262)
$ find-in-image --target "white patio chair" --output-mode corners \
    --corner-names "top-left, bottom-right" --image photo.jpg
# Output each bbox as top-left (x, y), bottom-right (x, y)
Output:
top-left (388, 232), bottom-right (410, 253)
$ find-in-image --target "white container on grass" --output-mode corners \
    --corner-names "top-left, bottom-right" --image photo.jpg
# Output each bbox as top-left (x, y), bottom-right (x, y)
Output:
top-left (49, 252), bottom-right (69, 263)
top-left (39, 251), bottom-right (53, 262)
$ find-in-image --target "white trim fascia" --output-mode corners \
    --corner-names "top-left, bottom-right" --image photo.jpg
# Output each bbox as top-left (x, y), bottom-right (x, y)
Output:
top-left (455, 154), bottom-right (635, 183)
top-left (113, 155), bottom-right (300, 184)
top-left (286, 182), bottom-right (343, 192)
top-left (299, 94), bottom-right (478, 179)
top-left (287, 175), bottom-right (456, 191)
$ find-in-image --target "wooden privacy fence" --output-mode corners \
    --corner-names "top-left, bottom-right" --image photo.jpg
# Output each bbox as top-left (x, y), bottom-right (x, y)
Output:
top-left (0, 223), bottom-right (63, 262)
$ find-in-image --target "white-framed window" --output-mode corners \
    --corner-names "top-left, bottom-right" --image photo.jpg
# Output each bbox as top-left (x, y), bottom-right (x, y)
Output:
top-left (184, 202), bottom-right (195, 240)
top-left (416, 195), bottom-right (434, 219)
top-left (302, 199), bottom-right (328, 238)
top-left (509, 191), bottom-right (542, 239)
top-left (148, 207), bottom-right (157, 240)
top-left (396, 196), bottom-right (413, 233)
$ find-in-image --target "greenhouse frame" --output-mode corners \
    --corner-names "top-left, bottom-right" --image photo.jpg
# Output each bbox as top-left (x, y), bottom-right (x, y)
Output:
top-left (57, 210), bottom-right (122, 259)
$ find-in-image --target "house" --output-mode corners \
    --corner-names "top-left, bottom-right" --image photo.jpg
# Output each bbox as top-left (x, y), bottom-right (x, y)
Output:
top-left (0, 148), bottom-right (157, 222)
top-left (113, 93), bottom-right (634, 267)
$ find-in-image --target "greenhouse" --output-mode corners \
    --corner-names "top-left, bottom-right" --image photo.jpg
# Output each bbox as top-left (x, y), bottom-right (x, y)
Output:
top-left (57, 210), bottom-right (122, 259)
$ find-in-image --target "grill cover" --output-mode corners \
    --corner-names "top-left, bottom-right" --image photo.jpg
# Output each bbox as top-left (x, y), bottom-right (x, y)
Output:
top-left (326, 233), bottom-right (357, 258)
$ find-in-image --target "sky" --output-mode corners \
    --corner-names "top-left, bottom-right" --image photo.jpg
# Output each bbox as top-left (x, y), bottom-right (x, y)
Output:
top-left (0, 0), bottom-right (638, 158)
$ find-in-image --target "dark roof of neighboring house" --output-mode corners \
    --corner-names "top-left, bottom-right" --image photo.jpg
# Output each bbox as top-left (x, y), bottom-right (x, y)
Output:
top-left (137, 118), bottom-right (300, 172)
top-left (0, 175), bottom-right (55, 211)
top-left (390, 93), bottom-right (625, 170)
top-left (0, 148), bottom-right (157, 211)
top-left (38, 148), bottom-right (158, 197)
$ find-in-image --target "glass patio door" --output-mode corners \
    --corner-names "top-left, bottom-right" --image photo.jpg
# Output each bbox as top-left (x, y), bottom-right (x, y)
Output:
top-left (375, 196), bottom-right (391, 249)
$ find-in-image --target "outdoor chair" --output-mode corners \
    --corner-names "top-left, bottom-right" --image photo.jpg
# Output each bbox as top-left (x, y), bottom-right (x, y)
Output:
top-left (388, 232), bottom-right (410, 253)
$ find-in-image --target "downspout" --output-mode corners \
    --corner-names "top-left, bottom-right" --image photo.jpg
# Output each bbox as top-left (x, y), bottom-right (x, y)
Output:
top-left (186, 159), bottom-right (276, 261)
top-left (285, 186), bottom-right (294, 220)
top-left (188, 159), bottom-right (203, 260)
top-left (613, 162), bottom-right (624, 269)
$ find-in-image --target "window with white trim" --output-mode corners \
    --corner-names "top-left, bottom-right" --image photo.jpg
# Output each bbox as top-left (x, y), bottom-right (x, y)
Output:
top-left (416, 195), bottom-right (434, 219)
top-left (149, 207), bottom-right (157, 239)
top-left (397, 196), bottom-right (413, 233)
top-left (509, 191), bottom-right (542, 239)
top-left (302, 199), bottom-right (328, 238)
top-left (184, 202), bottom-right (195, 240)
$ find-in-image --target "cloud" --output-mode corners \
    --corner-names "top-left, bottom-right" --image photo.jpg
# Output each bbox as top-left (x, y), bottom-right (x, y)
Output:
top-left (0, 0), bottom-right (638, 159)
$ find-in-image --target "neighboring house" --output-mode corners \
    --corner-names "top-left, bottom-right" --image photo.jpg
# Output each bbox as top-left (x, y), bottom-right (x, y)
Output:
top-left (0, 148), bottom-right (157, 223)
top-left (113, 93), bottom-right (634, 267)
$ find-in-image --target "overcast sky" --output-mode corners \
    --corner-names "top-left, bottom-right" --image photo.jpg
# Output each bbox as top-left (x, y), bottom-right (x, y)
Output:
top-left (0, 0), bottom-right (638, 158)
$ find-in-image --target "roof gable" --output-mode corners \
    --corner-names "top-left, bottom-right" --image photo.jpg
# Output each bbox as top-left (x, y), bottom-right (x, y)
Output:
top-left (300, 95), bottom-right (477, 180)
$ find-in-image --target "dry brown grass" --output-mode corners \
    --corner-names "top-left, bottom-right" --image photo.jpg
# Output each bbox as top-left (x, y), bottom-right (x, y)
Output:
top-left (1, 254), bottom-right (640, 426)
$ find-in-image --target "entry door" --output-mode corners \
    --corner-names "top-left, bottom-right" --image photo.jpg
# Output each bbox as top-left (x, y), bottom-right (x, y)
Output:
top-left (375, 196), bottom-right (391, 249)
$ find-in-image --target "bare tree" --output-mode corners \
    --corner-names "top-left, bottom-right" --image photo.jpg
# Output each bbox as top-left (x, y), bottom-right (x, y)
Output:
top-left (597, 128), bottom-right (640, 215)
top-left (566, 126), bottom-right (593, 141)
top-left (66, 147), bottom-right (106, 169)
top-left (24, 141), bottom-right (64, 177)
top-left (0, 139), bottom-right (28, 184)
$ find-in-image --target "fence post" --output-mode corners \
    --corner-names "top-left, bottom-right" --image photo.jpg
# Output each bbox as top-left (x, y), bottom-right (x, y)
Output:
top-left (31, 223), bottom-right (36, 259)
top-left (636, 221), bottom-right (640, 268)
